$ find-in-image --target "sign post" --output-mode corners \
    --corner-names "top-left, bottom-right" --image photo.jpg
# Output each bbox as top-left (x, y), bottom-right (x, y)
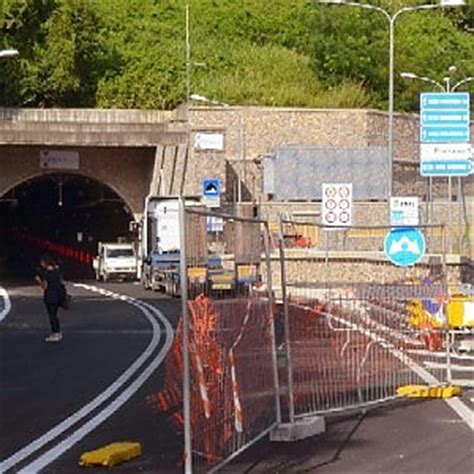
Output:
top-left (419, 91), bottom-right (471, 254)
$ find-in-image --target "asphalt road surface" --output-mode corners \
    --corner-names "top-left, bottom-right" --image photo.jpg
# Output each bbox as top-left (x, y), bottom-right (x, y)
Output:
top-left (1, 280), bottom-right (473, 473)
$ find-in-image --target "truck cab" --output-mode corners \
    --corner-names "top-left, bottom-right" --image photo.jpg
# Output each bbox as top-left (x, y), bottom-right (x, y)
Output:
top-left (93, 242), bottom-right (138, 282)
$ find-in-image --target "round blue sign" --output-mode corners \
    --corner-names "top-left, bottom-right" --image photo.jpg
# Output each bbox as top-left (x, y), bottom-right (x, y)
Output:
top-left (384, 227), bottom-right (426, 267)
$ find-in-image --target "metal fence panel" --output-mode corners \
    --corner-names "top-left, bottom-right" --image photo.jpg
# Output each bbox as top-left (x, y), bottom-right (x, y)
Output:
top-left (278, 219), bottom-right (451, 419)
top-left (160, 204), bottom-right (281, 473)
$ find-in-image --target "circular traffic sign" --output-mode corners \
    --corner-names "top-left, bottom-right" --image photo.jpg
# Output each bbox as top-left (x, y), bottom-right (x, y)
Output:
top-left (384, 228), bottom-right (426, 267)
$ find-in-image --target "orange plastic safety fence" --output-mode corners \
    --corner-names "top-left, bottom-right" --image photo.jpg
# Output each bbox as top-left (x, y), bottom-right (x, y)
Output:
top-left (147, 294), bottom-right (276, 469)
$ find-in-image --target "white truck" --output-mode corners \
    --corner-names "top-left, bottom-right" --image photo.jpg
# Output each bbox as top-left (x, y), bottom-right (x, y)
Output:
top-left (93, 242), bottom-right (138, 282)
top-left (141, 197), bottom-right (239, 297)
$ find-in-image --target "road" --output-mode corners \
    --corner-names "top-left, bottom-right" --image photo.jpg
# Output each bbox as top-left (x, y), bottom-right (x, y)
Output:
top-left (0, 280), bottom-right (182, 473)
top-left (1, 280), bottom-right (473, 473)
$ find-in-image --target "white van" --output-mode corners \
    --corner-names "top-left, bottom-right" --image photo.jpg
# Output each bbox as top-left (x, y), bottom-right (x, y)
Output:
top-left (93, 243), bottom-right (138, 282)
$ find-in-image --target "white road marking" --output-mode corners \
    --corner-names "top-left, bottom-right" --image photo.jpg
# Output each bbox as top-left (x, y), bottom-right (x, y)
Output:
top-left (409, 349), bottom-right (474, 361)
top-left (323, 310), bottom-right (474, 431)
top-left (19, 294), bottom-right (174, 473)
top-left (423, 361), bottom-right (474, 372)
top-left (0, 284), bottom-right (174, 473)
top-left (0, 286), bottom-right (12, 322)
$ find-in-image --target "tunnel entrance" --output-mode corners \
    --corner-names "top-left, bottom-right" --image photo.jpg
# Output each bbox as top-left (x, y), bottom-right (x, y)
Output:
top-left (0, 173), bottom-right (134, 280)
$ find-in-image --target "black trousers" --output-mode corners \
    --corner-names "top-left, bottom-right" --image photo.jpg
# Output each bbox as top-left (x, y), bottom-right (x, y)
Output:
top-left (45, 303), bottom-right (60, 333)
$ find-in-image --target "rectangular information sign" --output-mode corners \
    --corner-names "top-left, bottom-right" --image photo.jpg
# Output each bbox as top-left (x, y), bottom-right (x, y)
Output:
top-left (390, 197), bottom-right (419, 226)
top-left (420, 92), bottom-right (470, 144)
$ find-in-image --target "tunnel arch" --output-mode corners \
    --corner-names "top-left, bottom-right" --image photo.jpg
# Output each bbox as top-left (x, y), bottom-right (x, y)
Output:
top-left (0, 172), bottom-right (137, 279)
top-left (0, 170), bottom-right (136, 216)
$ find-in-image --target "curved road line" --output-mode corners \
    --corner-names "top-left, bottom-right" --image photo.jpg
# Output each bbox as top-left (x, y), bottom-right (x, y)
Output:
top-left (0, 286), bottom-right (12, 322)
top-left (325, 310), bottom-right (474, 431)
top-left (0, 284), bottom-right (174, 473)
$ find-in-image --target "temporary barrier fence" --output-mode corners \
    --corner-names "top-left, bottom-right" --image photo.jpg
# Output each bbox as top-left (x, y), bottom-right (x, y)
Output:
top-left (148, 209), bottom-right (469, 473)
top-left (150, 202), bottom-right (281, 473)
top-left (278, 219), bottom-right (452, 422)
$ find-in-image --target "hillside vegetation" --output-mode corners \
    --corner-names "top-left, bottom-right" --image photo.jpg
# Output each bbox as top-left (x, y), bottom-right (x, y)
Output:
top-left (1, 0), bottom-right (473, 111)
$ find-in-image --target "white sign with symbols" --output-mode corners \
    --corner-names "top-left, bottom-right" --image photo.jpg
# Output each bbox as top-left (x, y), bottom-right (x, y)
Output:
top-left (40, 150), bottom-right (80, 170)
top-left (390, 197), bottom-right (419, 226)
top-left (194, 132), bottom-right (224, 151)
top-left (322, 183), bottom-right (353, 227)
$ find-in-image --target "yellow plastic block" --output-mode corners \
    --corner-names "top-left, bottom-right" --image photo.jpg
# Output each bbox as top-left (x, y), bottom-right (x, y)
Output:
top-left (79, 442), bottom-right (142, 468)
top-left (396, 385), bottom-right (462, 399)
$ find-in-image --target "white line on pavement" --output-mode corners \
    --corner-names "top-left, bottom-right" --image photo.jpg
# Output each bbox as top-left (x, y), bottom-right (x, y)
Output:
top-left (324, 310), bottom-right (474, 431)
top-left (423, 361), bottom-right (474, 372)
top-left (0, 286), bottom-right (12, 322)
top-left (0, 283), bottom-right (173, 473)
top-left (19, 296), bottom-right (174, 473)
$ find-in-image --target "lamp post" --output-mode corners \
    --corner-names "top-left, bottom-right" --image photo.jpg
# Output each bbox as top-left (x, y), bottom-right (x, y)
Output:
top-left (401, 68), bottom-right (473, 253)
top-left (318, 0), bottom-right (466, 198)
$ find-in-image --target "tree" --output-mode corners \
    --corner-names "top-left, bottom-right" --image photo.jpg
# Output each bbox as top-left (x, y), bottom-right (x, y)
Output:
top-left (1, 0), bottom-right (108, 107)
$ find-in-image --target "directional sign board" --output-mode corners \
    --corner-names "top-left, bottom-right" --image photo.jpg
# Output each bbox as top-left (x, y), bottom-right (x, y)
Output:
top-left (421, 160), bottom-right (472, 177)
top-left (322, 183), bottom-right (352, 227)
top-left (420, 92), bottom-right (470, 143)
top-left (202, 178), bottom-right (221, 208)
top-left (420, 92), bottom-right (471, 177)
top-left (390, 197), bottom-right (419, 226)
top-left (420, 143), bottom-right (472, 161)
top-left (384, 228), bottom-right (426, 267)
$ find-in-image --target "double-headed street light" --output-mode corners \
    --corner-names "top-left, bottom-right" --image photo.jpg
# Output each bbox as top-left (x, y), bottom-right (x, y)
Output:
top-left (401, 70), bottom-right (474, 93)
top-left (318, 0), bottom-right (466, 197)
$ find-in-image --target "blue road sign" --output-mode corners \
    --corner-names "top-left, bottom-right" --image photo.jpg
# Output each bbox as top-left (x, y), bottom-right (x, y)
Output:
top-left (384, 227), bottom-right (426, 267)
top-left (420, 92), bottom-right (470, 144)
top-left (421, 160), bottom-right (473, 177)
top-left (421, 126), bottom-right (470, 143)
top-left (421, 110), bottom-right (470, 127)
top-left (202, 178), bottom-right (221, 197)
top-left (421, 92), bottom-right (469, 111)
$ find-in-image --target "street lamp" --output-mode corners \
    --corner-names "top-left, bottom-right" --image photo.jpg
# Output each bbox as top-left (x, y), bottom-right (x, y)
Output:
top-left (190, 93), bottom-right (229, 107)
top-left (401, 70), bottom-right (474, 93)
top-left (400, 72), bottom-right (445, 92)
top-left (0, 49), bottom-right (19, 59)
top-left (318, 0), bottom-right (466, 197)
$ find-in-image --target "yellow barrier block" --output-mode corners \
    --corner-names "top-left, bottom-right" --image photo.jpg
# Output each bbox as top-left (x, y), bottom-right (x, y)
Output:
top-left (79, 442), bottom-right (142, 468)
top-left (396, 385), bottom-right (462, 399)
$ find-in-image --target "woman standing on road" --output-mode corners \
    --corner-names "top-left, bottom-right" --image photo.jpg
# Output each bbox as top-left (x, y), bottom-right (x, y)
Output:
top-left (35, 254), bottom-right (64, 343)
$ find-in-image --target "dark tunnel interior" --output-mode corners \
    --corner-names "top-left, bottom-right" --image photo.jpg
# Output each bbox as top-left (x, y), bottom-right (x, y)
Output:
top-left (0, 173), bottom-right (134, 280)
